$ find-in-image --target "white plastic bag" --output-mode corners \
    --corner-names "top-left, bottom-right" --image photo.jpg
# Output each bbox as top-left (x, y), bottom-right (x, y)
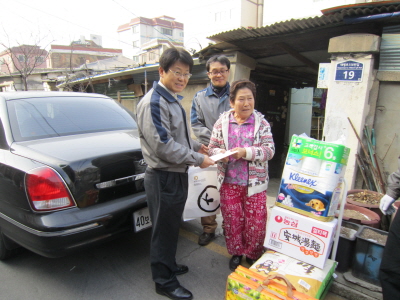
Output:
top-left (183, 166), bottom-right (220, 220)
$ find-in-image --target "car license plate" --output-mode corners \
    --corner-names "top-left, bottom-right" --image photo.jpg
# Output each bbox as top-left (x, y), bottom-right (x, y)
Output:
top-left (133, 207), bottom-right (152, 232)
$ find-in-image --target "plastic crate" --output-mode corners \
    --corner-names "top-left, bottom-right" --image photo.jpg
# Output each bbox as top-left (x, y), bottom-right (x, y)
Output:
top-left (335, 220), bottom-right (362, 273)
top-left (352, 226), bottom-right (388, 286)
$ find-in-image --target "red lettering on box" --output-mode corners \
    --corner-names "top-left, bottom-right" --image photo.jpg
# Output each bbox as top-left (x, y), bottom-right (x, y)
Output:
top-left (283, 216), bottom-right (298, 228)
top-left (311, 227), bottom-right (328, 238)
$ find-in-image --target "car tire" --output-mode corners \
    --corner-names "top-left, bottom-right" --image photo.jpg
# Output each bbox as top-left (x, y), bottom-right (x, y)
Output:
top-left (0, 231), bottom-right (14, 260)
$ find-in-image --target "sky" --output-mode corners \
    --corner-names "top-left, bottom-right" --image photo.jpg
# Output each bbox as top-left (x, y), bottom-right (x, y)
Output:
top-left (0, 0), bottom-right (201, 51)
top-left (0, 0), bottom-right (343, 54)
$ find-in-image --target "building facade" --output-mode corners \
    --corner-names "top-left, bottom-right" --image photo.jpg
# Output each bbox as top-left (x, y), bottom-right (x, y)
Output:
top-left (0, 45), bottom-right (48, 74)
top-left (117, 15), bottom-right (184, 63)
top-left (47, 36), bottom-right (123, 69)
top-left (182, 0), bottom-right (263, 52)
top-left (262, 0), bottom-right (385, 25)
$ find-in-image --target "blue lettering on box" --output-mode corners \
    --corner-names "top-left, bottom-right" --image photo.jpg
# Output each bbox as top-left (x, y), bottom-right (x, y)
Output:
top-left (288, 172), bottom-right (318, 188)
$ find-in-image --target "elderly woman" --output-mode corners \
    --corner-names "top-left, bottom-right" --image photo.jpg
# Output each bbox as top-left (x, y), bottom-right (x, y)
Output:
top-left (208, 79), bottom-right (275, 271)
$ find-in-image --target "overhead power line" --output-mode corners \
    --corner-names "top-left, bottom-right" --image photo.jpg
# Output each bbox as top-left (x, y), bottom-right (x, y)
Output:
top-left (4, 0), bottom-right (195, 59)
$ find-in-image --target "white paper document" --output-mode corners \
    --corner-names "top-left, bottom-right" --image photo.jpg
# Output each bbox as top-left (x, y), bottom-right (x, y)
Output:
top-left (210, 150), bottom-right (238, 162)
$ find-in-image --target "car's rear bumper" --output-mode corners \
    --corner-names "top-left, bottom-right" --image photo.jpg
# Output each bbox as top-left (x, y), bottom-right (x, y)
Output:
top-left (0, 192), bottom-right (147, 258)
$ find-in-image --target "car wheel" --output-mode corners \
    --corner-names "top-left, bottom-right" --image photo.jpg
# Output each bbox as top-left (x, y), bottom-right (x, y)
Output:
top-left (0, 232), bottom-right (14, 260)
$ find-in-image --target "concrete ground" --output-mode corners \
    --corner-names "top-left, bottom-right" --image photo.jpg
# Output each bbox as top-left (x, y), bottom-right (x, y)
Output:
top-left (194, 177), bottom-right (384, 300)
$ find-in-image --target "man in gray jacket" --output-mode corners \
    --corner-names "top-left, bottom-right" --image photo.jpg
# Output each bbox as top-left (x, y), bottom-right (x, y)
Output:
top-left (190, 55), bottom-right (231, 246)
top-left (137, 47), bottom-right (215, 300)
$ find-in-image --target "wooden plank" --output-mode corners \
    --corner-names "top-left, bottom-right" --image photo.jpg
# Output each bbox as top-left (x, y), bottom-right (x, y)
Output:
top-left (276, 42), bottom-right (319, 71)
top-left (374, 153), bottom-right (386, 194)
top-left (348, 117), bottom-right (382, 192)
top-left (356, 154), bottom-right (370, 189)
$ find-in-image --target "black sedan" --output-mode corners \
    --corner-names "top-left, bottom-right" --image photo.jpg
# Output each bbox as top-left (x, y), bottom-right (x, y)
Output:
top-left (0, 91), bottom-right (150, 259)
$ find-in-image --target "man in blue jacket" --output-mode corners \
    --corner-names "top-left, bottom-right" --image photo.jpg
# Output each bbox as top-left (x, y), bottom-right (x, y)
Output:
top-left (190, 54), bottom-right (231, 245)
top-left (137, 47), bottom-right (215, 300)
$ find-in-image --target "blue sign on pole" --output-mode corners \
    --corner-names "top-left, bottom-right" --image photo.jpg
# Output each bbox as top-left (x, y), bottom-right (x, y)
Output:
top-left (335, 60), bottom-right (363, 82)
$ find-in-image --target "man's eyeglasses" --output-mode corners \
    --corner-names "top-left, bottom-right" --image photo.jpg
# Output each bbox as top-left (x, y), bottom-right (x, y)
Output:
top-left (208, 69), bottom-right (229, 76)
top-left (169, 69), bottom-right (192, 79)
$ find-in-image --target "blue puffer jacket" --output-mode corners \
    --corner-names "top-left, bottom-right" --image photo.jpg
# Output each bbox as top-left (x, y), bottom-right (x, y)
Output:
top-left (190, 83), bottom-right (231, 144)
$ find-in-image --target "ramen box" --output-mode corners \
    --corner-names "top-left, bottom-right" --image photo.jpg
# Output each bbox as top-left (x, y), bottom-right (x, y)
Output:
top-left (265, 206), bottom-right (338, 269)
top-left (275, 135), bottom-right (350, 221)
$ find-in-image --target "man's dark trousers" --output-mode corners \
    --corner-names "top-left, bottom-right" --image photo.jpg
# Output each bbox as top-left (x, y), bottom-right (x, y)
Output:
top-left (144, 168), bottom-right (188, 290)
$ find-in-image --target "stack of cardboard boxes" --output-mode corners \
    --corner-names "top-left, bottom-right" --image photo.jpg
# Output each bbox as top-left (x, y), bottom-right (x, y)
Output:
top-left (225, 135), bottom-right (350, 300)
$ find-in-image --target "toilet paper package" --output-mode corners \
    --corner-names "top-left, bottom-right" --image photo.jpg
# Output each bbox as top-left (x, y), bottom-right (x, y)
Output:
top-left (275, 135), bottom-right (350, 221)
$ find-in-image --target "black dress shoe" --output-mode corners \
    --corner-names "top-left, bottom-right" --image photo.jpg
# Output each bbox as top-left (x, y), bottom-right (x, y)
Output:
top-left (156, 285), bottom-right (193, 300)
top-left (245, 256), bottom-right (258, 266)
top-left (198, 232), bottom-right (215, 246)
top-left (176, 264), bottom-right (188, 275)
top-left (229, 255), bottom-right (243, 271)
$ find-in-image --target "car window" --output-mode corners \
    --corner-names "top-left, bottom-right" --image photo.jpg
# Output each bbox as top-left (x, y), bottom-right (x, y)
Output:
top-left (7, 96), bottom-right (138, 142)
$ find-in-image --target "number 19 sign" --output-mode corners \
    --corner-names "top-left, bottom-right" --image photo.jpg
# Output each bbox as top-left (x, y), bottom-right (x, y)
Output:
top-left (335, 60), bottom-right (363, 82)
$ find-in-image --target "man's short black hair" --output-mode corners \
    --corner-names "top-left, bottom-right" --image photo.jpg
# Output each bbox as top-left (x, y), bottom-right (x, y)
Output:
top-left (206, 55), bottom-right (230, 72)
top-left (159, 47), bottom-right (194, 73)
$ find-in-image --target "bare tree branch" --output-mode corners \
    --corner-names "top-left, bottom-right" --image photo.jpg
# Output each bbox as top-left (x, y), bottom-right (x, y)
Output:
top-left (0, 29), bottom-right (54, 90)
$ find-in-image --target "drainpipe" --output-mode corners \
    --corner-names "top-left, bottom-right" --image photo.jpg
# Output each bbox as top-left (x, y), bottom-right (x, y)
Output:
top-left (246, 0), bottom-right (264, 28)
top-left (257, 0), bottom-right (264, 28)
top-left (144, 70), bottom-right (147, 94)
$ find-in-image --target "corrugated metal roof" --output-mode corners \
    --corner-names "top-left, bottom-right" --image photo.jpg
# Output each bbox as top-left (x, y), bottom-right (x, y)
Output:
top-left (193, 1), bottom-right (400, 87)
top-left (56, 59), bottom-right (207, 89)
top-left (379, 24), bottom-right (400, 71)
top-left (207, 1), bottom-right (400, 43)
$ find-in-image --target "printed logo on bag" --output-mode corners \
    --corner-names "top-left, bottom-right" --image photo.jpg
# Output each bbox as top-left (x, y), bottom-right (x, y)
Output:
top-left (194, 175), bottom-right (207, 186)
top-left (198, 185), bottom-right (220, 212)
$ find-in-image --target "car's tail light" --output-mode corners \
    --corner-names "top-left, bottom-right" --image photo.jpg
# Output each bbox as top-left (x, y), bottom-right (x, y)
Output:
top-left (25, 167), bottom-right (76, 211)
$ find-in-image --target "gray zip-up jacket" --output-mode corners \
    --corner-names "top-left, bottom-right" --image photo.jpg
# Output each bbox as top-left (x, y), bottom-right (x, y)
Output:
top-left (190, 83), bottom-right (231, 145)
top-left (137, 81), bottom-right (204, 173)
top-left (386, 156), bottom-right (400, 200)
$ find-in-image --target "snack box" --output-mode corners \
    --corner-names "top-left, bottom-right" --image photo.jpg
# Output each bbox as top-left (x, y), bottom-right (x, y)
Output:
top-left (250, 251), bottom-right (337, 299)
top-left (225, 272), bottom-right (282, 300)
top-left (275, 135), bottom-right (350, 221)
top-left (235, 266), bottom-right (317, 300)
top-left (265, 206), bottom-right (337, 269)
